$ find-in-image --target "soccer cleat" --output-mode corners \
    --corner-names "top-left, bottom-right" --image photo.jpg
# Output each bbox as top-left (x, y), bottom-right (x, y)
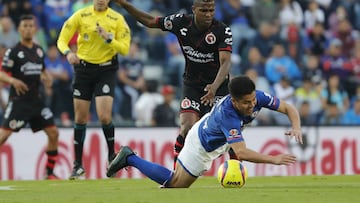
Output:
top-left (45, 173), bottom-right (60, 180)
top-left (107, 153), bottom-right (118, 178)
top-left (69, 163), bottom-right (85, 180)
top-left (106, 146), bottom-right (134, 177)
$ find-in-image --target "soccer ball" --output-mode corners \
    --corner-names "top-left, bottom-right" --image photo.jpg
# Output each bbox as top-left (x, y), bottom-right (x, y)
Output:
top-left (217, 159), bottom-right (248, 188)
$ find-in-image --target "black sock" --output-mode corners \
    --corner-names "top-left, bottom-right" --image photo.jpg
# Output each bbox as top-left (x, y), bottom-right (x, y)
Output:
top-left (102, 122), bottom-right (115, 161)
top-left (46, 150), bottom-right (58, 175)
top-left (74, 123), bottom-right (86, 166)
top-left (173, 134), bottom-right (185, 169)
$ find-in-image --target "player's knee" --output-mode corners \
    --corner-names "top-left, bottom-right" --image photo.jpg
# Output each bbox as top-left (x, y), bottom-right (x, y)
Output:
top-left (46, 127), bottom-right (59, 142)
top-left (97, 113), bottom-right (111, 124)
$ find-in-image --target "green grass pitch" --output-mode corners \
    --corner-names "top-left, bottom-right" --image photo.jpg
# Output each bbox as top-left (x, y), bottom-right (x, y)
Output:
top-left (1, 175), bottom-right (359, 203)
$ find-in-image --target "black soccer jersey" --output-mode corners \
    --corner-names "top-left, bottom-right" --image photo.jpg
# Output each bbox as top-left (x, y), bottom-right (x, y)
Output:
top-left (1, 42), bottom-right (45, 100)
top-left (157, 13), bottom-right (232, 86)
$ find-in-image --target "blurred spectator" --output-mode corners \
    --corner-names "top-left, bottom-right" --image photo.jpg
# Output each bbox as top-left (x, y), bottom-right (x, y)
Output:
top-left (321, 38), bottom-right (353, 93)
top-left (43, 0), bottom-right (72, 42)
top-left (342, 97), bottom-right (360, 125)
top-left (249, 21), bottom-right (282, 61)
top-left (152, 85), bottom-right (177, 127)
top-left (327, 5), bottom-right (348, 34)
top-left (241, 46), bottom-right (266, 76)
top-left (330, 19), bottom-right (358, 58)
top-left (164, 33), bottom-right (185, 92)
top-left (245, 68), bottom-right (271, 94)
top-left (304, 0), bottom-right (325, 31)
top-left (72, 0), bottom-right (92, 12)
top-left (134, 80), bottom-right (163, 127)
top-left (0, 16), bottom-right (19, 48)
top-left (250, 0), bottom-right (280, 29)
top-left (265, 43), bottom-right (302, 85)
top-left (302, 54), bottom-right (324, 86)
top-left (117, 39), bottom-right (146, 121)
top-left (215, 0), bottom-right (256, 57)
top-left (278, 0), bottom-right (304, 40)
top-left (319, 101), bottom-right (343, 125)
top-left (44, 43), bottom-right (74, 126)
top-left (1, 0), bottom-right (33, 26)
top-left (272, 76), bottom-right (295, 125)
top-left (295, 77), bottom-right (322, 118)
top-left (299, 100), bottom-right (318, 125)
top-left (320, 73), bottom-right (349, 113)
top-left (303, 22), bottom-right (328, 57)
top-left (348, 0), bottom-right (360, 30)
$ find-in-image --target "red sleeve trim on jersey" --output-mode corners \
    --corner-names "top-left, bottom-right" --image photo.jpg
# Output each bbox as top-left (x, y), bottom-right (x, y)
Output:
top-left (219, 47), bottom-right (232, 52)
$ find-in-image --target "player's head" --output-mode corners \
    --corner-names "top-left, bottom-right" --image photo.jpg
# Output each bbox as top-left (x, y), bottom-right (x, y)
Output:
top-left (192, 0), bottom-right (215, 30)
top-left (229, 76), bottom-right (256, 116)
top-left (93, 0), bottom-right (110, 11)
top-left (18, 15), bottom-right (36, 42)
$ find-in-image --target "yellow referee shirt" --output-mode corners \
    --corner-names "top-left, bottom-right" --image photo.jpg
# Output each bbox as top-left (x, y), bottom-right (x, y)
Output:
top-left (57, 6), bottom-right (131, 64)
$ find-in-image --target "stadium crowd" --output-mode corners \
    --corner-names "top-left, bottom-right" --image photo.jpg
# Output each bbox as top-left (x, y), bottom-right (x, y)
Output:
top-left (1, 0), bottom-right (360, 127)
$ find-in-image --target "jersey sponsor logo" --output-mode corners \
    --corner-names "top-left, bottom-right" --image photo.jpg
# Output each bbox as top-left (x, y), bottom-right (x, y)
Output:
top-left (181, 98), bottom-right (191, 109)
top-left (9, 119), bottom-right (25, 130)
top-left (102, 84), bottom-right (110, 94)
top-left (205, 32), bottom-right (216, 44)
top-left (36, 48), bottom-right (44, 58)
top-left (181, 98), bottom-right (200, 111)
top-left (20, 62), bottom-right (43, 75)
top-left (106, 14), bottom-right (118, 21)
top-left (41, 108), bottom-right (53, 120)
top-left (251, 111), bottom-right (258, 118)
top-left (182, 46), bottom-right (215, 63)
top-left (73, 89), bottom-right (81, 96)
top-left (180, 28), bottom-right (187, 36)
top-left (228, 128), bottom-right (242, 141)
top-left (17, 51), bottom-right (25, 59)
top-left (164, 19), bottom-right (173, 30)
top-left (81, 12), bottom-right (92, 17)
top-left (84, 33), bottom-right (89, 41)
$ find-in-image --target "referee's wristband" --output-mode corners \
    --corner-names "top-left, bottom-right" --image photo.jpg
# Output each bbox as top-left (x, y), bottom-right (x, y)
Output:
top-left (64, 50), bottom-right (71, 56)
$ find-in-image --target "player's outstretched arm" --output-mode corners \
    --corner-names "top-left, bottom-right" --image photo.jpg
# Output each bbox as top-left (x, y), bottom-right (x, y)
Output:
top-left (276, 100), bottom-right (303, 144)
top-left (113, 0), bottom-right (160, 28)
top-left (230, 142), bottom-right (297, 165)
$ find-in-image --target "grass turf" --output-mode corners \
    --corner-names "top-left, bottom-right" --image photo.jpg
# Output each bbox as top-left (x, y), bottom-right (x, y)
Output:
top-left (0, 175), bottom-right (359, 203)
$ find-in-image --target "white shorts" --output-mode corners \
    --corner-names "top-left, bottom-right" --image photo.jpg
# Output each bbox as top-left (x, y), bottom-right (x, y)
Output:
top-left (178, 116), bottom-right (229, 177)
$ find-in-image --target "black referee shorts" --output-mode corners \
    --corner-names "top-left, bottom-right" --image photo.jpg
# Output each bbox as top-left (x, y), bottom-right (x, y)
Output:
top-left (73, 58), bottom-right (118, 101)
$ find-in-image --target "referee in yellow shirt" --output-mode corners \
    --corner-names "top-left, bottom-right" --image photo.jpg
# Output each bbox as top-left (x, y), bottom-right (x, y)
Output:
top-left (57, 0), bottom-right (131, 180)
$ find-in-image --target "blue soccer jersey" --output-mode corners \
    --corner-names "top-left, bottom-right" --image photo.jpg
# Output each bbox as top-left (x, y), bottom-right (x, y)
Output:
top-left (198, 90), bottom-right (280, 152)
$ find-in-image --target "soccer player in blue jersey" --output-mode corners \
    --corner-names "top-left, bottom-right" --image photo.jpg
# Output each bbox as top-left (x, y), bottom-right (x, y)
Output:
top-left (107, 75), bottom-right (303, 188)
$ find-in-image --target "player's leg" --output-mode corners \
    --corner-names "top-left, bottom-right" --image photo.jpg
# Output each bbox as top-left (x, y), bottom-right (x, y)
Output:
top-left (43, 126), bottom-right (59, 179)
top-left (106, 146), bottom-right (196, 188)
top-left (95, 95), bottom-right (115, 162)
top-left (0, 129), bottom-right (13, 146)
top-left (174, 112), bottom-right (199, 168)
top-left (94, 67), bottom-right (117, 162)
top-left (70, 98), bottom-right (91, 179)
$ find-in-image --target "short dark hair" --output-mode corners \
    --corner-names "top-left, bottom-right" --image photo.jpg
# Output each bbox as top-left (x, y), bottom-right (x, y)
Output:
top-left (19, 14), bottom-right (34, 22)
top-left (229, 76), bottom-right (256, 99)
top-left (193, 0), bottom-right (214, 5)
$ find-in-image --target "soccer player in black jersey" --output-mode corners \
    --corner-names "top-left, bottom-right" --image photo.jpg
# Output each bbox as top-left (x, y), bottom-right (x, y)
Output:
top-left (114, 0), bottom-right (234, 167)
top-left (0, 15), bottom-right (60, 180)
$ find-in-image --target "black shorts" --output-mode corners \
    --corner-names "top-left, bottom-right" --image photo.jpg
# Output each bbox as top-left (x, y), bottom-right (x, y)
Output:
top-left (1, 98), bottom-right (55, 132)
top-left (180, 81), bottom-right (229, 117)
top-left (73, 59), bottom-right (118, 100)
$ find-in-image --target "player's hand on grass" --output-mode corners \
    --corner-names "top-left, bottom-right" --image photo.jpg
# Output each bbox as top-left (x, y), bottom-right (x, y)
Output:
top-left (10, 78), bottom-right (28, 95)
top-left (285, 129), bottom-right (303, 144)
top-left (201, 84), bottom-right (216, 106)
top-left (273, 154), bottom-right (297, 165)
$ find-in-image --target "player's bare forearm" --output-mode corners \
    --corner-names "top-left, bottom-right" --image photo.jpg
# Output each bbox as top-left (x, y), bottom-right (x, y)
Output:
top-left (212, 56), bottom-right (231, 90)
top-left (277, 100), bottom-right (303, 144)
top-left (114, 0), bottom-right (159, 28)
